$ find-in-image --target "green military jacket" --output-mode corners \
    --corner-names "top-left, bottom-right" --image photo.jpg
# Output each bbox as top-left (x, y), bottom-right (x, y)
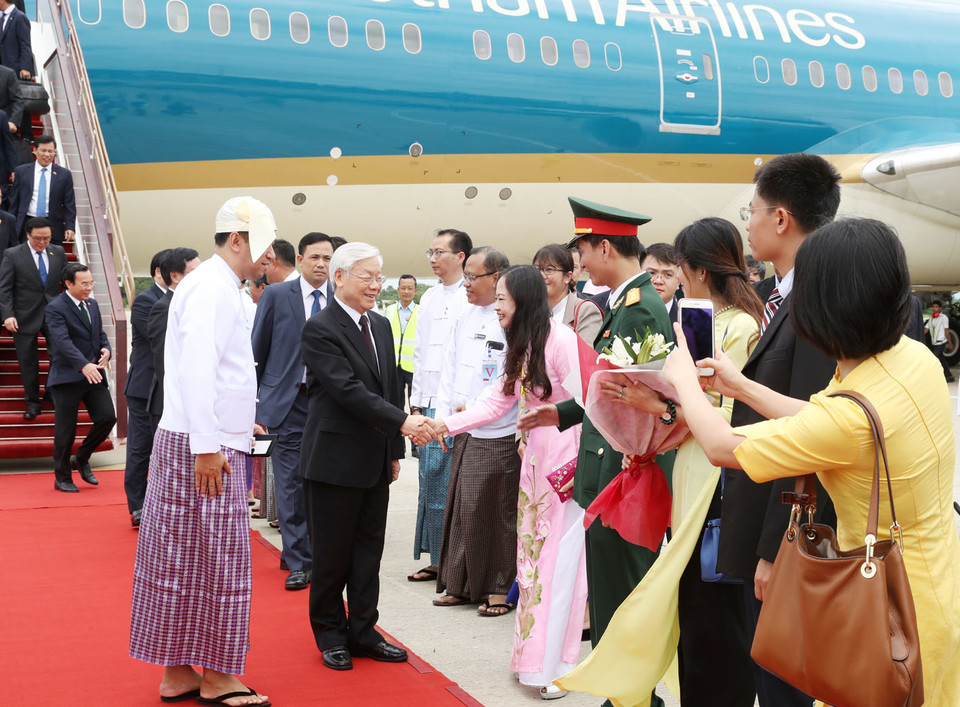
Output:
top-left (557, 271), bottom-right (673, 509)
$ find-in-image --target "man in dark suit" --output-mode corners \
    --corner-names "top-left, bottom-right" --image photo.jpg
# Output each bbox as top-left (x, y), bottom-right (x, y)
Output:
top-left (719, 153), bottom-right (841, 706)
top-left (0, 63), bottom-right (22, 134)
top-left (122, 250), bottom-right (169, 524)
top-left (0, 216), bottom-right (65, 417)
top-left (300, 241), bottom-right (427, 672)
top-left (0, 0), bottom-right (32, 80)
top-left (252, 232), bottom-right (335, 591)
top-left (0, 183), bottom-right (20, 260)
top-left (45, 262), bottom-right (117, 492)
top-left (145, 248), bottom-right (201, 426)
top-left (10, 135), bottom-right (76, 245)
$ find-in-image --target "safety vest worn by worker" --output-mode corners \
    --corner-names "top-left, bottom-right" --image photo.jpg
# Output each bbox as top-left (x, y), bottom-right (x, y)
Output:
top-left (387, 302), bottom-right (418, 372)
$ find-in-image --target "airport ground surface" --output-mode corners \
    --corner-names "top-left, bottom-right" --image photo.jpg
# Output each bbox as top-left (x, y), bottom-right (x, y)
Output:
top-left (3, 382), bottom-right (959, 706)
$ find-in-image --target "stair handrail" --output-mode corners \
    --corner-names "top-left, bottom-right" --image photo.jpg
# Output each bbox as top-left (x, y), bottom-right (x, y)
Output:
top-left (40, 0), bottom-right (135, 436)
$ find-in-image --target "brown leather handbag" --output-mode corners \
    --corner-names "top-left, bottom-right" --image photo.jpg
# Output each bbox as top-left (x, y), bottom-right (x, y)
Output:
top-left (750, 391), bottom-right (924, 707)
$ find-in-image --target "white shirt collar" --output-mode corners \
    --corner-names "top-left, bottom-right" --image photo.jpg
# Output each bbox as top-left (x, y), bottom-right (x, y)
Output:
top-left (399, 301), bottom-right (415, 313)
top-left (551, 297), bottom-right (566, 323)
top-left (775, 268), bottom-right (795, 299)
top-left (66, 291), bottom-right (85, 308)
top-left (334, 296), bottom-right (365, 327)
top-left (3, 7), bottom-right (13, 17)
top-left (608, 272), bottom-right (642, 309)
top-left (211, 253), bottom-right (241, 287)
top-left (300, 275), bottom-right (326, 301)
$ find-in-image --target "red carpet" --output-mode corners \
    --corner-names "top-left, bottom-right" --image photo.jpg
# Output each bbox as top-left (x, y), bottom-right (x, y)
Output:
top-left (0, 470), bottom-right (481, 706)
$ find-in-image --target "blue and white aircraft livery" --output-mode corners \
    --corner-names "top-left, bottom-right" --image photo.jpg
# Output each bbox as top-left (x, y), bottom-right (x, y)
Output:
top-left (66, 0), bottom-right (960, 286)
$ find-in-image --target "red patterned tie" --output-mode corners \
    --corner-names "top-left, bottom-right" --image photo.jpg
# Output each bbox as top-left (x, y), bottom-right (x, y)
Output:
top-left (761, 287), bottom-right (782, 334)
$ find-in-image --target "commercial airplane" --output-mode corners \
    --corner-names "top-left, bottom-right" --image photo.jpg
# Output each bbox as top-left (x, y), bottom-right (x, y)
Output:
top-left (67, 0), bottom-right (959, 289)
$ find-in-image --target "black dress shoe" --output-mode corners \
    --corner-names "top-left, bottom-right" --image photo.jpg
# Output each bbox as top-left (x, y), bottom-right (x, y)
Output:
top-left (23, 405), bottom-right (40, 420)
top-left (280, 558), bottom-right (289, 571)
top-left (71, 455), bottom-right (99, 485)
top-left (54, 479), bottom-right (79, 493)
top-left (131, 509), bottom-right (142, 528)
top-left (351, 640), bottom-right (408, 663)
top-left (285, 570), bottom-right (311, 591)
top-left (322, 646), bottom-right (353, 671)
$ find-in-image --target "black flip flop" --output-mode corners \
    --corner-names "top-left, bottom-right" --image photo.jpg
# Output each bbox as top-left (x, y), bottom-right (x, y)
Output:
top-left (160, 688), bottom-right (200, 704)
top-left (197, 688), bottom-right (271, 706)
top-left (407, 567), bottom-right (437, 582)
top-left (477, 602), bottom-right (514, 617)
top-left (432, 594), bottom-right (470, 607)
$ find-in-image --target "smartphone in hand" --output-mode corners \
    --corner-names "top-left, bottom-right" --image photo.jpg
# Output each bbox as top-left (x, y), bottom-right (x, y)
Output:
top-left (678, 298), bottom-right (715, 376)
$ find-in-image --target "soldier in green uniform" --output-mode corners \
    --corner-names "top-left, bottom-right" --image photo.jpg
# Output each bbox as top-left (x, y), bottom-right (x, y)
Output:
top-left (520, 197), bottom-right (673, 707)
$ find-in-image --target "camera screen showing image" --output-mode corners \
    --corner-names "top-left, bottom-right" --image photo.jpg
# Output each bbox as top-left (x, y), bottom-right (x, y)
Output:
top-left (682, 307), bottom-right (713, 362)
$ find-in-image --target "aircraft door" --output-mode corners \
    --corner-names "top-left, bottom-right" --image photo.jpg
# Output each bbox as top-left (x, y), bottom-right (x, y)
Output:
top-left (651, 14), bottom-right (721, 135)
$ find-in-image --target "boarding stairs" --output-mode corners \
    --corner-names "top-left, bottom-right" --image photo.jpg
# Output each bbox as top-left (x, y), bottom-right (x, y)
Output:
top-left (0, 1), bottom-right (136, 459)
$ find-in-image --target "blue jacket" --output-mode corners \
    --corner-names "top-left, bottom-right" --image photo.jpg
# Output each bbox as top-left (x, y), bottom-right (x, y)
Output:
top-left (45, 292), bottom-right (111, 388)
top-left (251, 277), bottom-right (334, 428)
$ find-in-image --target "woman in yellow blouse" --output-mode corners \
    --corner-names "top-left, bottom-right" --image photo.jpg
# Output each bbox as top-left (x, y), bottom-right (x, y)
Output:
top-left (559, 218), bottom-right (763, 705)
top-left (661, 218), bottom-right (960, 705)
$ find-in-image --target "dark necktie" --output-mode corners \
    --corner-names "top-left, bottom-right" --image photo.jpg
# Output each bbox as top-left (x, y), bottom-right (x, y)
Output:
top-left (359, 314), bottom-right (377, 362)
top-left (79, 301), bottom-right (91, 329)
top-left (761, 286), bottom-right (783, 334)
top-left (36, 250), bottom-right (47, 285)
top-left (310, 289), bottom-right (323, 316)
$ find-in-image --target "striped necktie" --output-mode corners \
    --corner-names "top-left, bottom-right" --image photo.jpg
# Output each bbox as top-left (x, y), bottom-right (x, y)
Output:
top-left (761, 286), bottom-right (782, 334)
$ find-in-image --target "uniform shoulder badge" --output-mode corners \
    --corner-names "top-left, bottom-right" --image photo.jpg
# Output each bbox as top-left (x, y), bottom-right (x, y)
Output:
top-left (625, 288), bottom-right (641, 307)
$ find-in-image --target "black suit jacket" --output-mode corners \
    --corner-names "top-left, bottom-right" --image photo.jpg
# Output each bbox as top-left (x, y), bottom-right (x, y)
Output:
top-left (299, 299), bottom-right (406, 489)
top-left (0, 241), bottom-right (65, 334)
top-left (146, 289), bottom-right (173, 418)
top-left (0, 64), bottom-right (22, 127)
top-left (717, 278), bottom-right (837, 578)
top-left (44, 292), bottom-right (110, 387)
top-left (0, 7), bottom-right (31, 76)
top-left (10, 161), bottom-right (76, 244)
top-left (123, 283), bottom-right (164, 400)
top-left (0, 206), bottom-right (18, 260)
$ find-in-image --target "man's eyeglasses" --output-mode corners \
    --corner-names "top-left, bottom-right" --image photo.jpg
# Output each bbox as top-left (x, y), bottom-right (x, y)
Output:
top-left (426, 248), bottom-right (451, 259)
top-left (739, 205), bottom-right (794, 222)
top-left (463, 272), bottom-right (496, 284)
top-left (350, 272), bottom-right (387, 286)
top-left (645, 268), bottom-right (677, 281)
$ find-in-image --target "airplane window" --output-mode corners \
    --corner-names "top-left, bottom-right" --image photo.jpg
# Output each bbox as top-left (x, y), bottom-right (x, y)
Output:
top-left (402, 23), bottom-right (421, 54)
top-left (753, 56), bottom-right (769, 83)
top-left (836, 63), bottom-right (851, 90)
top-left (888, 67), bottom-right (903, 94)
top-left (77, 0), bottom-right (102, 25)
top-left (863, 66), bottom-right (878, 92)
top-left (940, 72), bottom-right (954, 98)
top-left (122, 0), bottom-right (145, 29)
top-left (290, 12), bottom-right (309, 44)
top-left (366, 20), bottom-right (385, 51)
top-left (209, 4), bottom-right (230, 37)
top-left (540, 36), bottom-right (558, 66)
top-left (914, 70), bottom-right (929, 96)
top-left (166, 1), bottom-right (188, 33)
top-left (250, 8), bottom-right (270, 40)
top-left (473, 30), bottom-right (492, 60)
top-left (809, 61), bottom-right (824, 88)
top-left (507, 34), bottom-right (525, 63)
top-left (605, 43), bottom-right (622, 72)
top-left (573, 39), bottom-right (590, 69)
top-left (781, 58), bottom-right (797, 86)
top-left (328, 16), bottom-right (348, 48)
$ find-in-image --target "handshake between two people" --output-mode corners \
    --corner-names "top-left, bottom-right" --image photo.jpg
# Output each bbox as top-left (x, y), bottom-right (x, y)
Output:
top-left (401, 415), bottom-right (451, 452)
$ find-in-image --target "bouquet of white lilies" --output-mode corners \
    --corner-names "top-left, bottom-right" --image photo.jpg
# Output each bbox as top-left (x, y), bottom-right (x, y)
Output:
top-left (598, 329), bottom-right (674, 368)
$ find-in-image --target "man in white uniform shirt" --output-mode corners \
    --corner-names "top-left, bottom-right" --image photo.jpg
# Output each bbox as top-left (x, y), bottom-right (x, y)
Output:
top-left (129, 196), bottom-right (276, 707)
top-left (407, 228), bottom-right (472, 583)
top-left (431, 247), bottom-right (519, 616)
top-left (925, 300), bottom-right (955, 382)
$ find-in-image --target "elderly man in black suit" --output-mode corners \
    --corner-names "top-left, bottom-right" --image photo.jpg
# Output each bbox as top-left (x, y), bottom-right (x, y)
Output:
top-left (10, 135), bottom-right (76, 245)
top-left (123, 250), bottom-right (169, 523)
top-left (300, 241), bottom-right (428, 672)
top-left (45, 262), bottom-right (116, 492)
top-left (0, 216), bottom-right (65, 417)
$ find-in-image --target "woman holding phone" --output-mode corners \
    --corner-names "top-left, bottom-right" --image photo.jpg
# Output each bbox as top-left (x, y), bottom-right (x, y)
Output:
top-left (430, 266), bottom-right (587, 700)
top-left (587, 217), bottom-right (763, 705)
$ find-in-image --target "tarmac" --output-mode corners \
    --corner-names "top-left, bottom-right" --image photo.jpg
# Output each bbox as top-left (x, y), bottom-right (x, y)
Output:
top-left (4, 381), bottom-right (960, 707)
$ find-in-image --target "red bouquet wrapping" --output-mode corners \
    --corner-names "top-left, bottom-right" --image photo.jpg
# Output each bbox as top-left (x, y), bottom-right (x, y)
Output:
top-left (583, 366), bottom-right (689, 550)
